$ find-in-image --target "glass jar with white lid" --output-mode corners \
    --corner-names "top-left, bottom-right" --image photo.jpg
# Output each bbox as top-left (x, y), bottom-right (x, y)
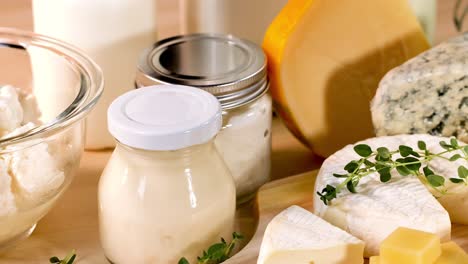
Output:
top-left (136, 34), bottom-right (272, 203)
top-left (98, 85), bottom-right (236, 263)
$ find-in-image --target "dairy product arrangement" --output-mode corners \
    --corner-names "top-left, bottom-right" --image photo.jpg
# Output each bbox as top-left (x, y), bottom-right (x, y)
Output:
top-left (4, 0), bottom-right (468, 263)
top-left (253, 1), bottom-right (468, 262)
top-left (0, 85), bottom-right (65, 243)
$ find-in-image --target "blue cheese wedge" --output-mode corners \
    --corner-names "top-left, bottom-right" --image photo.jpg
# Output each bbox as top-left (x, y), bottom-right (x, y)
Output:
top-left (314, 135), bottom-right (455, 256)
top-left (258, 205), bottom-right (364, 264)
top-left (371, 34), bottom-right (468, 143)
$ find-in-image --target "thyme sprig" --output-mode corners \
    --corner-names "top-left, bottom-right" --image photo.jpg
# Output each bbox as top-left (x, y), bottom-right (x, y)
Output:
top-left (318, 138), bottom-right (468, 205)
top-left (49, 250), bottom-right (76, 264)
top-left (178, 232), bottom-right (244, 264)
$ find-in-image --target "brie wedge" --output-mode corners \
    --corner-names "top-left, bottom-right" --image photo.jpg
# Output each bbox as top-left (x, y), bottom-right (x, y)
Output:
top-left (314, 135), bottom-right (454, 256)
top-left (258, 205), bottom-right (364, 264)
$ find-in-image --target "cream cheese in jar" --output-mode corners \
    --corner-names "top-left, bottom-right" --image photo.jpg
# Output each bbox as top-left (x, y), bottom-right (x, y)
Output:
top-left (99, 85), bottom-right (236, 263)
top-left (136, 34), bottom-right (272, 202)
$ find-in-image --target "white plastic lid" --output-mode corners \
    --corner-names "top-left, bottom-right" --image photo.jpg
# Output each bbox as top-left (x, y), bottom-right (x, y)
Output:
top-left (107, 85), bottom-right (222, 151)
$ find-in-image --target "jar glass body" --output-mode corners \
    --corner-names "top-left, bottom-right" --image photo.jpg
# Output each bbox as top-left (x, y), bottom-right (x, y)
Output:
top-left (98, 140), bottom-right (236, 263)
top-left (215, 92), bottom-right (272, 203)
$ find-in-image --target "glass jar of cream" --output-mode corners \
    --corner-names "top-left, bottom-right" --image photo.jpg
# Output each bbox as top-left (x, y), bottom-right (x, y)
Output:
top-left (136, 34), bottom-right (272, 203)
top-left (99, 85), bottom-right (236, 263)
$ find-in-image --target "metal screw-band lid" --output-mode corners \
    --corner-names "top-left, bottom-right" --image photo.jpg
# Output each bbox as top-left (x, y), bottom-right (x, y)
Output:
top-left (136, 34), bottom-right (268, 109)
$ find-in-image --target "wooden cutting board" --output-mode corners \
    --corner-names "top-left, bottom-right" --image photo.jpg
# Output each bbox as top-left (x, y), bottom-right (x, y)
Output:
top-left (226, 170), bottom-right (468, 264)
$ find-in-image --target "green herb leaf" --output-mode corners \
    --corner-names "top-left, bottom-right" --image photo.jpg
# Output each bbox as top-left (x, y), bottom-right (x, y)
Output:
top-left (378, 167), bottom-right (392, 182)
top-left (318, 185), bottom-right (337, 205)
top-left (418, 141), bottom-right (427, 150)
top-left (399, 145), bottom-right (414, 157)
top-left (347, 180), bottom-right (357, 193)
top-left (427, 175), bottom-right (445, 187)
top-left (376, 147), bottom-right (391, 161)
top-left (396, 165), bottom-right (411, 176)
top-left (423, 166), bottom-right (435, 177)
top-left (403, 157), bottom-right (421, 171)
top-left (450, 178), bottom-right (465, 184)
top-left (178, 258), bottom-right (190, 264)
top-left (458, 166), bottom-right (468, 178)
top-left (50, 250), bottom-right (76, 264)
top-left (181, 232), bottom-right (243, 264)
top-left (333, 173), bottom-right (348, 178)
top-left (66, 254), bottom-right (76, 264)
top-left (344, 161), bottom-right (359, 173)
top-left (450, 138), bottom-right (459, 148)
top-left (49, 257), bottom-right (60, 263)
top-left (354, 144), bottom-right (373, 157)
top-left (207, 243), bottom-right (227, 260)
top-left (364, 159), bottom-right (375, 167)
top-left (440, 141), bottom-right (453, 150)
top-left (233, 232), bottom-right (244, 240)
top-left (450, 154), bottom-right (462, 161)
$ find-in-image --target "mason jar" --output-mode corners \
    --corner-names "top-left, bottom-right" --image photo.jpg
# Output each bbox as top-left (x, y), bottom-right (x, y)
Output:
top-left (136, 34), bottom-right (272, 203)
top-left (99, 85), bottom-right (236, 263)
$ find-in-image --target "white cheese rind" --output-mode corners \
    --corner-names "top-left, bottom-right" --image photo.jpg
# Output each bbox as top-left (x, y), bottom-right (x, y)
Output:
top-left (314, 135), bottom-right (453, 256)
top-left (258, 205), bottom-right (364, 264)
top-left (371, 34), bottom-right (468, 142)
top-left (414, 136), bottom-right (468, 224)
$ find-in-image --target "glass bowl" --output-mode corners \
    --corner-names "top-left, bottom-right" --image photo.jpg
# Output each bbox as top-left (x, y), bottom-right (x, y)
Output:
top-left (0, 28), bottom-right (103, 249)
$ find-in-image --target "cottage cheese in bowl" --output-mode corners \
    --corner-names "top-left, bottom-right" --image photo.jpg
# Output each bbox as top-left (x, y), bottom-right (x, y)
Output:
top-left (0, 85), bottom-right (66, 246)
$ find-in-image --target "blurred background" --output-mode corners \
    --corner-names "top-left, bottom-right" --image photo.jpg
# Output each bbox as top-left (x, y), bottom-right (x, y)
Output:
top-left (1, 0), bottom-right (467, 44)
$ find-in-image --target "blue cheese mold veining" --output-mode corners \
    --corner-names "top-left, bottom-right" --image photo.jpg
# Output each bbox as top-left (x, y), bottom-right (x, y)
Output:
top-left (371, 33), bottom-right (468, 142)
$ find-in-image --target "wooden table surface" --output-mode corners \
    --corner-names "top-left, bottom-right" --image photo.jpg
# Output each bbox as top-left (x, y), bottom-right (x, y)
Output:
top-left (0, 0), bottom-right (465, 263)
